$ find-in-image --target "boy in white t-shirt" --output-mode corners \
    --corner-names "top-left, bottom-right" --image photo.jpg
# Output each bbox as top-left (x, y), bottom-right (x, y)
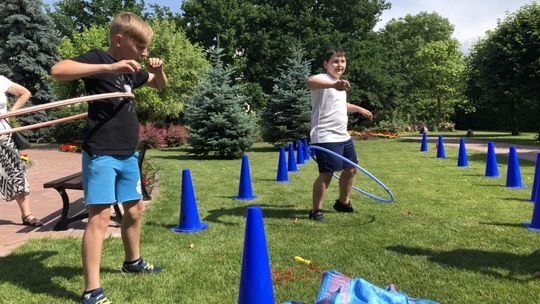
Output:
top-left (307, 49), bottom-right (373, 221)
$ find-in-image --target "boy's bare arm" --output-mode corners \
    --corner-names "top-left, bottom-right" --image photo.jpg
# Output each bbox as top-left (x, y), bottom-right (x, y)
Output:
top-left (306, 76), bottom-right (350, 91)
top-left (51, 59), bottom-right (143, 81)
top-left (146, 57), bottom-right (168, 89)
top-left (347, 103), bottom-right (373, 121)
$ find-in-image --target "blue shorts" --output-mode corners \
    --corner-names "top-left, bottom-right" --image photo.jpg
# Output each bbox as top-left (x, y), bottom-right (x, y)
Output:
top-left (82, 151), bottom-right (142, 205)
top-left (312, 139), bottom-right (358, 173)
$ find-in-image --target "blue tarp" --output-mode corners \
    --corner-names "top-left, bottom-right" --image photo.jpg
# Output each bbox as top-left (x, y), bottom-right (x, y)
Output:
top-left (285, 270), bottom-right (439, 304)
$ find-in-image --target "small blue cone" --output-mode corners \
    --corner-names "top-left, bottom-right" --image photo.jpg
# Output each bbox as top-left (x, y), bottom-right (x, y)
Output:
top-left (457, 138), bottom-right (469, 167)
top-left (287, 143), bottom-right (298, 172)
top-left (238, 206), bottom-right (274, 304)
top-left (523, 181), bottom-right (540, 232)
top-left (485, 142), bottom-right (500, 178)
top-left (529, 153), bottom-right (540, 202)
top-left (172, 169), bottom-right (208, 233)
top-left (235, 155), bottom-right (257, 200)
top-left (420, 133), bottom-right (428, 152)
top-left (436, 136), bottom-right (445, 159)
top-left (276, 147), bottom-right (288, 183)
top-left (303, 138), bottom-right (310, 161)
top-left (506, 146), bottom-right (527, 189)
top-left (296, 140), bottom-right (305, 165)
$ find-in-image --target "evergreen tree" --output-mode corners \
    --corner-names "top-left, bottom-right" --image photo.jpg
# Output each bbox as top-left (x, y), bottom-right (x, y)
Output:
top-left (0, 0), bottom-right (60, 139)
top-left (261, 47), bottom-right (311, 146)
top-left (185, 47), bottom-right (256, 159)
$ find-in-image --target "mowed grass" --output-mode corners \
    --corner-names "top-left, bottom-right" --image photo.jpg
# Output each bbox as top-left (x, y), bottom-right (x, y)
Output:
top-left (0, 139), bottom-right (539, 303)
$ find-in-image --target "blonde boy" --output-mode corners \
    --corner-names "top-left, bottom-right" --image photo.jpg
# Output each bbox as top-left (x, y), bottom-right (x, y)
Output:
top-left (51, 12), bottom-right (167, 303)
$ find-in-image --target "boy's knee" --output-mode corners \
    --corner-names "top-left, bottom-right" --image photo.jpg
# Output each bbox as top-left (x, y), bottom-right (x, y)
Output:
top-left (124, 200), bottom-right (144, 220)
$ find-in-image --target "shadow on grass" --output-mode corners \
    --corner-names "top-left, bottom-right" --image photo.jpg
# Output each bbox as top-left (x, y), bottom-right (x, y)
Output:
top-left (0, 250), bottom-right (115, 301)
top-left (479, 222), bottom-right (525, 228)
top-left (387, 245), bottom-right (540, 281)
top-left (202, 204), bottom-right (303, 226)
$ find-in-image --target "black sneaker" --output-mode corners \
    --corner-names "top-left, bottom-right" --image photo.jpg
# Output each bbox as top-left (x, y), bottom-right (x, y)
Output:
top-left (122, 257), bottom-right (162, 273)
top-left (81, 288), bottom-right (112, 304)
top-left (309, 209), bottom-right (325, 221)
top-left (333, 199), bottom-right (354, 213)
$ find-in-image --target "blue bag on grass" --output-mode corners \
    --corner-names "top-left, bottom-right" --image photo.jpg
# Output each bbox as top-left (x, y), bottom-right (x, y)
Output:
top-left (314, 270), bottom-right (438, 304)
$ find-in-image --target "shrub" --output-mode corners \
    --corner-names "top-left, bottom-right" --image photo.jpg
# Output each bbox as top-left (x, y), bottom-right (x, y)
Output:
top-left (165, 124), bottom-right (190, 147)
top-left (138, 124), bottom-right (166, 149)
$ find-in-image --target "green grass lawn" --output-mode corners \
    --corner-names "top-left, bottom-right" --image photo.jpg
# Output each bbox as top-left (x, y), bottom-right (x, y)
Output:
top-left (1, 139), bottom-right (539, 303)
top-left (403, 130), bottom-right (540, 147)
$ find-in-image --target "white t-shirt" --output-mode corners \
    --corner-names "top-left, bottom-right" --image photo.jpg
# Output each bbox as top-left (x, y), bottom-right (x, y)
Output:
top-left (309, 73), bottom-right (350, 143)
top-left (0, 75), bottom-right (13, 131)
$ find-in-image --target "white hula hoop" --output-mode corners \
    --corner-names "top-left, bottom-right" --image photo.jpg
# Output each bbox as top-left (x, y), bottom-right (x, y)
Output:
top-left (0, 92), bottom-right (134, 135)
top-left (309, 145), bottom-right (395, 203)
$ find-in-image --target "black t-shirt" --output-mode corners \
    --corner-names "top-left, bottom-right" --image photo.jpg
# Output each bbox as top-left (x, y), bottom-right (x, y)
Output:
top-left (73, 49), bottom-right (149, 156)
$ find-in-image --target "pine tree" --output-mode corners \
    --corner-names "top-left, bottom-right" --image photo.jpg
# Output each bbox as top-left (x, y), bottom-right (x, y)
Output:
top-left (260, 47), bottom-right (312, 146)
top-left (185, 47), bottom-right (256, 159)
top-left (0, 0), bottom-right (61, 139)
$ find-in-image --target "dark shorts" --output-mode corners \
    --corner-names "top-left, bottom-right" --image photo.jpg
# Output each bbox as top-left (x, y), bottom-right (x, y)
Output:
top-left (312, 138), bottom-right (358, 173)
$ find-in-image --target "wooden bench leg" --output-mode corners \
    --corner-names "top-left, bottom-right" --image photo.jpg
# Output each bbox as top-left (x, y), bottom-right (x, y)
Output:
top-left (53, 187), bottom-right (88, 231)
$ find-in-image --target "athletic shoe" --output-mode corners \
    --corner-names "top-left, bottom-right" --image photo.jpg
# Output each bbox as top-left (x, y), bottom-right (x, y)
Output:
top-left (308, 209), bottom-right (325, 221)
top-left (122, 257), bottom-right (162, 273)
top-left (81, 288), bottom-right (112, 304)
top-left (333, 199), bottom-right (354, 213)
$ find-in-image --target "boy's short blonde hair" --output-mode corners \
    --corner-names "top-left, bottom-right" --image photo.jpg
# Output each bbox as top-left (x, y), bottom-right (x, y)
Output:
top-left (109, 12), bottom-right (154, 47)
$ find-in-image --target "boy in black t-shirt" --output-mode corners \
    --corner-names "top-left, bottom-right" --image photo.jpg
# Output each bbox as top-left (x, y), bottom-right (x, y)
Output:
top-left (51, 12), bottom-right (167, 304)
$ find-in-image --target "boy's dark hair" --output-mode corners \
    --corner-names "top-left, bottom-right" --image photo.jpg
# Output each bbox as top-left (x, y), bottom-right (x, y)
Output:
top-left (324, 49), bottom-right (346, 62)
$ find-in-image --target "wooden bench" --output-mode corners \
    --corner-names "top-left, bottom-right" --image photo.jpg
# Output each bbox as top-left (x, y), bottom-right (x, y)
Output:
top-left (44, 144), bottom-right (151, 231)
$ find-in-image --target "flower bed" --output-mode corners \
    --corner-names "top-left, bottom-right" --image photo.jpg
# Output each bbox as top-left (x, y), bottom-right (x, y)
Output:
top-left (349, 130), bottom-right (400, 140)
top-left (59, 143), bottom-right (81, 152)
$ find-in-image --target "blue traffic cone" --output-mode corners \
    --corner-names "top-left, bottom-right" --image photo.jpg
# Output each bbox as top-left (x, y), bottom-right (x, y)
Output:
top-left (436, 136), bottom-right (445, 159)
top-left (457, 138), bottom-right (469, 167)
top-left (506, 146), bottom-right (526, 189)
top-left (172, 169), bottom-right (208, 233)
top-left (523, 185), bottom-right (540, 232)
top-left (276, 147), bottom-right (288, 183)
top-left (238, 206), bottom-right (274, 304)
top-left (303, 138), bottom-right (310, 161)
top-left (235, 155), bottom-right (257, 200)
top-left (485, 141), bottom-right (500, 178)
top-left (420, 133), bottom-right (428, 152)
top-left (287, 143), bottom-right (298, 172)
top-left (296, 140), bottom-right (305, 165)
top-left (529, 153), bottom-right (540, 202)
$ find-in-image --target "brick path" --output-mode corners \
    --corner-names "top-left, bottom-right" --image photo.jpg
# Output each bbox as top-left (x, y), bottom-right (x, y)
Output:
top-left (0, 145), bottom-right (121, 256)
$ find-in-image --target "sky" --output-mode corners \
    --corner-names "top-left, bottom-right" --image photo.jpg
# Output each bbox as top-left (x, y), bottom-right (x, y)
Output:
top-left (42, 0), bottom-right (535, 52)
top-left (375, 0), bottom-right (538, 52)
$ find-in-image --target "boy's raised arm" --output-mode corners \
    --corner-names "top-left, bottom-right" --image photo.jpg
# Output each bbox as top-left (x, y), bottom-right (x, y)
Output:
top-left (306, 76), bottom-right (350, 91)
top-left (51, 59), bottom-right (144, 81)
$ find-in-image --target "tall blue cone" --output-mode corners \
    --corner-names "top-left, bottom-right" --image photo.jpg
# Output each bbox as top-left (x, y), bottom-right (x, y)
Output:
top-left (303, 138), bottom-right (310, 161)
top-left (287, 143), bottom-right (298, 172)
top-left (420, 132), bottom-right (428, 152)
top-left (172, 169), bottom-right (208, 233)
top-left (485, 141), bottom-right (500, 178)
top-left (523, 180), bottom-right (540, 232)
top-left (457, 138), bottom-right (469, 167)
top-left (506, 146), bottom-right (526, 189)
top-left (238, 206), bottom-right (274, 304)
top-left (276, 147), bottom-right (288, 183)
top-left (529, 153), bottom-right (540, 202)
top-left (436, 136), bottom-right (446, 158)
top-left (235, 155), bottom-right (257, 200)
top-left (296, 140), bottom-right (305, 165)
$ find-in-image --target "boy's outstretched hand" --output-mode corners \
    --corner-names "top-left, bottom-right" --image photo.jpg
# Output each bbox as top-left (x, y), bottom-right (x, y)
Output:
top-left (334, 79), bottom-right (351, 91)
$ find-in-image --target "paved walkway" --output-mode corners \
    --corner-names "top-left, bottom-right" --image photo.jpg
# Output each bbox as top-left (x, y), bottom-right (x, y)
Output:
top-left (0, 145), bottom-right (122, 257)
top-left (400, 136), bottom-right (540, 162)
